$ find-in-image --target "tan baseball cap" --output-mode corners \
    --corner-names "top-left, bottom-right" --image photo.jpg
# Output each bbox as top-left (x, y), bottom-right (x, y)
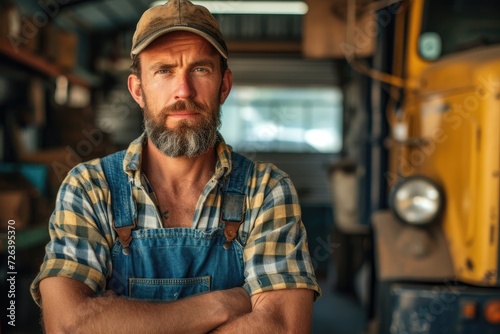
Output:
top-left (131, 0), bottom-right (228, 59)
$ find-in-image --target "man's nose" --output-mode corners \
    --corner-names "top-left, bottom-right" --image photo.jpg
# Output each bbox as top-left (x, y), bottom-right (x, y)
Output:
top-left (174, 72), bottom-right (195, 100)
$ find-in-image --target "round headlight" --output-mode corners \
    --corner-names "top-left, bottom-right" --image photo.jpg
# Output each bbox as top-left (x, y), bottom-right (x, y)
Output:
top-left (389, 176), bottom-right (444, 226)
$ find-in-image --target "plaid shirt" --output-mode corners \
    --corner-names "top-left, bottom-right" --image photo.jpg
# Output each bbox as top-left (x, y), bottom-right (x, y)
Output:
top-left (31, 133), bottom-right (321, 305)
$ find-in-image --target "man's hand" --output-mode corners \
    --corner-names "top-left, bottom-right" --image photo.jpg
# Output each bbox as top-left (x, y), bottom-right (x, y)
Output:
top-left (215, 287), bottom-right (253, 322)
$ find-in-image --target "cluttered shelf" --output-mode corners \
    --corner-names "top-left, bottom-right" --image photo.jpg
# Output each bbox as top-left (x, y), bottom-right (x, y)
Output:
top-left (0, 39), bottom-right (90, 88)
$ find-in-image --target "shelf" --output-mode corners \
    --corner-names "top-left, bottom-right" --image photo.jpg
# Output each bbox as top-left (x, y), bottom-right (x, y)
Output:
top-left (0, 39), bottom-right (91, 88)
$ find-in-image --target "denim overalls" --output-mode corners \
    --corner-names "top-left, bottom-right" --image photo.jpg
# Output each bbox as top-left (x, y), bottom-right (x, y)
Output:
top-left (100, 150), bottom-right (253, 301)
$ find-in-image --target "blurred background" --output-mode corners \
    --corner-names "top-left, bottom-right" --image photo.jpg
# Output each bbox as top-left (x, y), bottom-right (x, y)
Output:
top-left (1, 0), bottom-right (500, 333)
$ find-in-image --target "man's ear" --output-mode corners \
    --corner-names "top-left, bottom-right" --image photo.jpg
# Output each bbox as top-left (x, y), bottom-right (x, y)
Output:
top-left (128, 74), bottom-right (144, 108)
top-left (219, 69), bottom-right (233, 104)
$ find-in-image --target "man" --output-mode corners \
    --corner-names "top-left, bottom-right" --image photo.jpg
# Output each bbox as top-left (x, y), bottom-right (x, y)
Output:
top-left (31, 0), bottom-right (321, 332)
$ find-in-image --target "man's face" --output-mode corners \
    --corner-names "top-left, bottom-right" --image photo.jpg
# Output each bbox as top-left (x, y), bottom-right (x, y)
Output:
top-left (128, 32), bottom-right (232, 157)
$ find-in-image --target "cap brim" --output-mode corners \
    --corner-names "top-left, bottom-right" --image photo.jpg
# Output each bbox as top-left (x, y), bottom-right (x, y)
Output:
top-left (131, 26), bottom-right (228, 59)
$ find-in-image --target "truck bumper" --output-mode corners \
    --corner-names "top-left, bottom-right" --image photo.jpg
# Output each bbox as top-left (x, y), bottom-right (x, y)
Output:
top-left (381, 282), bottom-right (500, 334)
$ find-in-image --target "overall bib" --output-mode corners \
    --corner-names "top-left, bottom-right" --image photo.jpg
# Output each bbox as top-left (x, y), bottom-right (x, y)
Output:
top-left (101, 150), bottom-right (252, 301)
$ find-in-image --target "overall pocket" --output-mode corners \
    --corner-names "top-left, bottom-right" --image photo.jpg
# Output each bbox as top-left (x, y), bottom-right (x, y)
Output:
top-left (129, 276), bottom-right (211, 301)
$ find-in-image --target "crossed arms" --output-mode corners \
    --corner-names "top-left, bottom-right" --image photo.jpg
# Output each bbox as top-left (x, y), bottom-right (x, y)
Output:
top-left (39, 276), bottom-right (314, 333)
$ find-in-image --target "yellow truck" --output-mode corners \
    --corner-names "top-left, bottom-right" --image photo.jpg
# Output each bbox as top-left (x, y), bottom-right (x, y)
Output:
top-left (340, 0), bottom-right (500, 332)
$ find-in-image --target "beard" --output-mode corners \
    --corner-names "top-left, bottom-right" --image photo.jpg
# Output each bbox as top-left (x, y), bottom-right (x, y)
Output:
top-left (143, 95), bottom-right (221, 158)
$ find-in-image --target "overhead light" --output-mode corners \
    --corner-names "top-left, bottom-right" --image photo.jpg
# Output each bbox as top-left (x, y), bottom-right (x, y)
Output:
top-left (150, 1), bottom-right (309, 15)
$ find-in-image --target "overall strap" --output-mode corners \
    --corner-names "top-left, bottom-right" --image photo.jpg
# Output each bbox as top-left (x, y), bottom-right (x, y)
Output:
top-left (101, 150), bottom-right (137, 250)
top-left (221, 152), bottom-right (254, 249)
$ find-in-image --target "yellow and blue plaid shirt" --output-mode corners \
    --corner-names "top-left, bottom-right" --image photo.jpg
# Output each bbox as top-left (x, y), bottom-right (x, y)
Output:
top-left (31, 133), bottom-right (321, 305)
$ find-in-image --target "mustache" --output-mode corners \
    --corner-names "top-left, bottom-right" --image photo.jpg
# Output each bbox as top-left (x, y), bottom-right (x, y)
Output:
top-left (164, 100), bottom-right (206, 114)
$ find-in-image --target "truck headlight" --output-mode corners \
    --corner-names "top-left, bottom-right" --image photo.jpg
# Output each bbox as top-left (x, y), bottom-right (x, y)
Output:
top-left (389, 176), bottom-right (444, 226)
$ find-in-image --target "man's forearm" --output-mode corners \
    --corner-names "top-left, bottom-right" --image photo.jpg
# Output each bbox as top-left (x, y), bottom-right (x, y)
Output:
top-left (212, 289), bottom-right (314, 334)
top-left (211, 308), bottom-right (287, 334)
top-left (70, 292), bottom-right (229, 333)
top-left (65, 291), bottom-right (238, 333)
top-left (40, 277), bottom-right (251, 334)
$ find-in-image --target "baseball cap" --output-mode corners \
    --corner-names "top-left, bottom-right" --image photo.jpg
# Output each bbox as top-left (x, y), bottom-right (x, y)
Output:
top-left (131, 0), bottom-right (228, 59)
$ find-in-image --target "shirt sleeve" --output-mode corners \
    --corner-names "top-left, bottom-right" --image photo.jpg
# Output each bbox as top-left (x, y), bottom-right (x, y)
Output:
top-left (242, 164), bottom-right (322, 299)
top-left (30, 163), bottom-right (114, 307)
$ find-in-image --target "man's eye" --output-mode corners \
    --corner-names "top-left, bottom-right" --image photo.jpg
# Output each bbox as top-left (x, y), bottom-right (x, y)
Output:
top-left (156, 69), bottom-right (170, 74)
top-left (194, 67), bottom-right (209, 73)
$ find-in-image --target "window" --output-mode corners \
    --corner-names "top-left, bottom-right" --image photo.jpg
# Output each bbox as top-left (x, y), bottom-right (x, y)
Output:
top-left (420, 0), bottom-right (500, 60)
top-left (220, 86), bottom-right (343, 153)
